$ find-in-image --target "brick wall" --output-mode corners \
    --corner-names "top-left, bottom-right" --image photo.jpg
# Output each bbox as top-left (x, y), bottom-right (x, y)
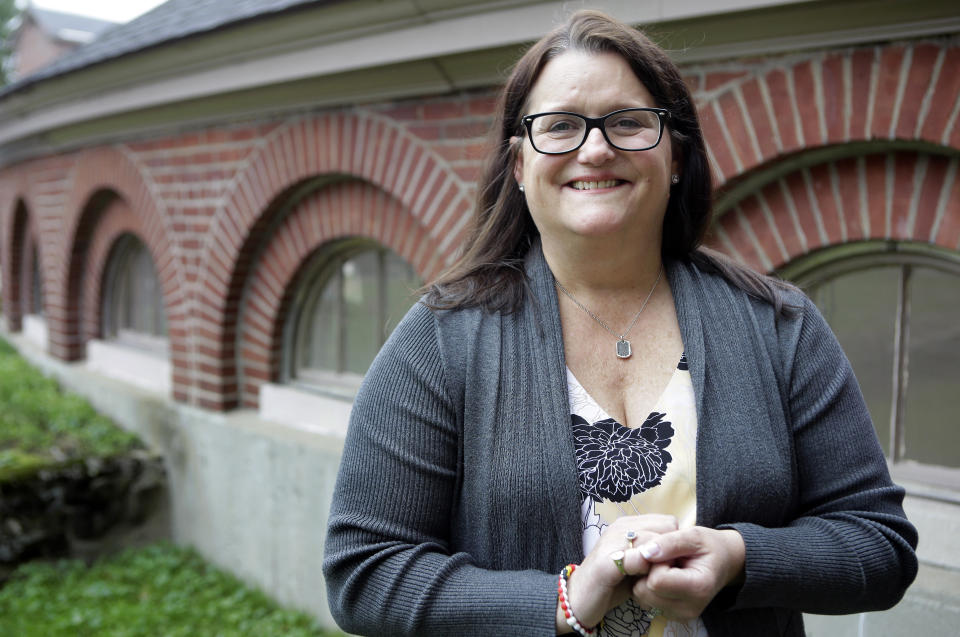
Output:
top-left (2, 38), bottom-right (958, 410)
top-left (13, 20), bottom-right (74, 79)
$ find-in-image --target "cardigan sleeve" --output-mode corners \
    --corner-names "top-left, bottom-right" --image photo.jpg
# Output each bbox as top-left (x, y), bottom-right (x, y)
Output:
top-left (723, 295), bottom-right (918, 614)
top-left (322, 302), bottom-right (558, 636)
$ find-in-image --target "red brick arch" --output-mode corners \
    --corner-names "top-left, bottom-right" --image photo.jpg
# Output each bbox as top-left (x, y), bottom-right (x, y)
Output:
top-left (237, 179), bottom-right (436, 408)
top-left (191, 111), bottom-right (470, 409)
top-left (707, 151), bottom-right (960, 272)
top-left (82, 199), bottom-right (157, 342)
top-left (58, 147), bottom-right (184, 370)
top-left (700, 41), bottom-right (960, 187)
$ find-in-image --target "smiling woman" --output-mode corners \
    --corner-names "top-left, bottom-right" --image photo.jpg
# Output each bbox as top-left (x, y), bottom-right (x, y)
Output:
top-left (513, 50), bottom-right (676, 289)
top-left (322, 10), bottom-right (917, 637)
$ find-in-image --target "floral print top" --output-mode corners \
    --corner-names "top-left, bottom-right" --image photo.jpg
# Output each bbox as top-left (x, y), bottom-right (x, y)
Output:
top-left (568, 354), bottom-right (708, 637)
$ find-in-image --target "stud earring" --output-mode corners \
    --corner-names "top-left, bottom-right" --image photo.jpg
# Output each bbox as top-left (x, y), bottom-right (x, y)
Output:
top-left (518, 184), bottom-right (525, 192)
top-left (671, 174), bottom-right (680, 185)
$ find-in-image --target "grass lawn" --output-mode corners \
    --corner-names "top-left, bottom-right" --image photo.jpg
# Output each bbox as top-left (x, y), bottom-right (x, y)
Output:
top-left (0, 338), bottom-right (342, 635)
top-left (0, 336), bottom-right (141, 482)
top-left (0, 542), bottom-right (341, 637)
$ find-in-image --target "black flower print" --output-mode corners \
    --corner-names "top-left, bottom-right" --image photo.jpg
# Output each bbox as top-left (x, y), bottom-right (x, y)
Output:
top-left (601, 599), bottom-right (654, 637)
top-left (572, 412), bottom-right (674, 503)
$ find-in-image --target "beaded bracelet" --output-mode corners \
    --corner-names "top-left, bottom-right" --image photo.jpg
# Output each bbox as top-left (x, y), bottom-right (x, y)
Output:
top-left (558, 564), bottom-right (597, 637)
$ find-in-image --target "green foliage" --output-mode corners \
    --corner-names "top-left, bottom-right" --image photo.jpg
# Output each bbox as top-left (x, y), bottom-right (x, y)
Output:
top-left (0, 0), bottom-right (20, 86)
top-left (0, 542), bottom-right (342, 637)
top-left (0, 336), bottom-right (141, 481)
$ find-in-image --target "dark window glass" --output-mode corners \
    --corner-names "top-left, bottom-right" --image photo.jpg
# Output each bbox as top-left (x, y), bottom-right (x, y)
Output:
top-left (801, 248), bottom-right (960, 485)
top-left (102, 235), bottom-right (167, 341)
top-left (902, 267), bottom-right (960, 468)
top-left (811, 267), bottom-right (898, 455)
top-left (294, 243), bottom-right (420, 380)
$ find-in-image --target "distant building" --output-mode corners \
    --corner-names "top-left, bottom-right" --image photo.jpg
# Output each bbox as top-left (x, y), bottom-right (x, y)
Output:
top-left (0, 0), bottom-right (957, 633)
top-left (9, 4), bottom-right (117, 80)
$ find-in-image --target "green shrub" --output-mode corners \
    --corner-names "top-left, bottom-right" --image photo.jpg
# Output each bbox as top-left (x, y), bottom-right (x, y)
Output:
top-left (0, 337), bottom-right (140, 481)
top-left (0, 542), bottom-right (341, 637)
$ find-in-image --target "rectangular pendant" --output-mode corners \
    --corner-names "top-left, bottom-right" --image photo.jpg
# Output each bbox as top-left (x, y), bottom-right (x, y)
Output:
top-left (616, 339), bottom-right (632, 359)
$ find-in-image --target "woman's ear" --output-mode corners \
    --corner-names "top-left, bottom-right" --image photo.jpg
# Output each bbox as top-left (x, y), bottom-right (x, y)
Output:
top-left (511, 137), bottom-right (524, 186)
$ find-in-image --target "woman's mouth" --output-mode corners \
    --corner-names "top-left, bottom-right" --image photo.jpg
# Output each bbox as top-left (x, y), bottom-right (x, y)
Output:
top-left (568, 179), bottom-right (624, 190)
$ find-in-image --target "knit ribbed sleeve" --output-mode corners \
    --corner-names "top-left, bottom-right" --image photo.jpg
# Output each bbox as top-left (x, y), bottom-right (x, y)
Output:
top-left (322, 302), bottom-right (559, 636)
top-left (718, 294), bottom-right (918, 615)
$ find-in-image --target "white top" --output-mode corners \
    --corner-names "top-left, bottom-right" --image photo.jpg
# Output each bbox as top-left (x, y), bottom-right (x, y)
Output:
top-left (568, 354), bottom-right (708, 637)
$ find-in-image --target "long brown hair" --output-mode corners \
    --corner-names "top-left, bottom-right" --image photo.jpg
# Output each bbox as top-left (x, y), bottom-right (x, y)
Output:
top-left (426, 10), bottom-right (795, 314)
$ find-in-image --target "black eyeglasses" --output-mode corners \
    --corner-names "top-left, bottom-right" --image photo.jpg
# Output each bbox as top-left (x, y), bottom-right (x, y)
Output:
top-left (521, 107), bottom-right (670, 155)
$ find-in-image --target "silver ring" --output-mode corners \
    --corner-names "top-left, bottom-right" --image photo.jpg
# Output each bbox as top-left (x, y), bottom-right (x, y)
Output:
top-left (625, 529), bottom-right (638, 546)
top-left (611, 550), bottom-right (627, 575)
top-left (648, 607), bottom-right (663, 618)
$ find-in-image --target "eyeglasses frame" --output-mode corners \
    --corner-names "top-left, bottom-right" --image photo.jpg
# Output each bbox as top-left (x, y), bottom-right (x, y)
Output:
top-left (520, 107), bottom-right (671, 155)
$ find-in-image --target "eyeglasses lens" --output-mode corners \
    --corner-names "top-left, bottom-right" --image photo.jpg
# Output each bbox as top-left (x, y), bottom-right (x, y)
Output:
top-left (530, 109), bottom-right (662, 153)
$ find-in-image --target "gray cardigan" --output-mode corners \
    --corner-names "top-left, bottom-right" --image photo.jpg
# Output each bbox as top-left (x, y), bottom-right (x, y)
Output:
top-left (323, 244), bottom-right (917, 636)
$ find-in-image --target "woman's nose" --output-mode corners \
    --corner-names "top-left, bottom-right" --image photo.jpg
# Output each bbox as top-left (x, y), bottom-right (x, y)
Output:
top-left (577, 127), bottom-right (616, 163)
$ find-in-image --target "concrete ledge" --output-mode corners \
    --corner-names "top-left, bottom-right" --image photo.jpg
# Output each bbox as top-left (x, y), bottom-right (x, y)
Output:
top-left (259, 382), bottom-right (353, 438)
top-left (86, 338), bottom-right (171, 396)
top-left (22, 314), bottom-right (47, 351)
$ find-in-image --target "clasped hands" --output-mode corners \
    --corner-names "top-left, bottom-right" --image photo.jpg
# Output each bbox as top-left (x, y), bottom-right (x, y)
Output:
top-left (556, 514), bottom-right (746, 632)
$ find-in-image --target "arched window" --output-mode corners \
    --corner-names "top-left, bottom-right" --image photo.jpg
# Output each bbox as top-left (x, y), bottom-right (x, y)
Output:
top-left (784, 242), bottom-right (960, 488)
top-left (101, 234), bottom-right (167, 350)
top-left (287, 240), bottom-right (422, 387)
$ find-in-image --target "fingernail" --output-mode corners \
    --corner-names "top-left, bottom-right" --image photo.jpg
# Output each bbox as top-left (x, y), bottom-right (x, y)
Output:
top-left (639, 541), bottom-right (660, 560)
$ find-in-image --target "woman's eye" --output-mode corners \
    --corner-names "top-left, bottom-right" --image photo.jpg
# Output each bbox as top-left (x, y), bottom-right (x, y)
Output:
top-left (547, 120), bottom-right (577, 133)
top-left (609, 117), bottom-right (647, 131)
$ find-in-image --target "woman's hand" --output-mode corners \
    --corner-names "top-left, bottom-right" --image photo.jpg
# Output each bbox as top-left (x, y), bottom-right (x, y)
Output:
top-left (629, 527), bottom-right (746, 620)
top-left (556, 515), bottom-right (678, 633)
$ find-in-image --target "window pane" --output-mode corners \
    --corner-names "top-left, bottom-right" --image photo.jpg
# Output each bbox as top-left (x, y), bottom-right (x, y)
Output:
top-left (811, 267), bottom-right (899, 455)
top-left (293, 243), bottom-right (423, 380)
top-left (105, 237), bottom-right (167, 340)
top-left (302, 272), bottom-right (339, 372)
top-left (132, 247), bottom-right (153, 333)
top-left (903, 267), bottom-right (960, 468)
top-left (116, 251), bottom-right (134, 334)
top-left (343, 252), bottom-right (380, 375)
top-left (384, 253), bottom-right (419, 337)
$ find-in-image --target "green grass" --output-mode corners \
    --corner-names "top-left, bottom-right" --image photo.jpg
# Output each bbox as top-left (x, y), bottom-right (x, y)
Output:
top-left (0, 542), bottom-right (341, 637)
top-left (0, 336), bottom-right (141, 481)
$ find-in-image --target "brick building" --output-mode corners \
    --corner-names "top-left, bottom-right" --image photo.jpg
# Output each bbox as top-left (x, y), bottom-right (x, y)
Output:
top-left (7, 4), bottom-right (117, 81)
top-left (1, 0), bottom-right (957, 632)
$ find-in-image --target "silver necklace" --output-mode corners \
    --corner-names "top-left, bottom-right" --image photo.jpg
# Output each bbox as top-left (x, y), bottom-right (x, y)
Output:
top-left (554, 265), bottom-right (663, 360)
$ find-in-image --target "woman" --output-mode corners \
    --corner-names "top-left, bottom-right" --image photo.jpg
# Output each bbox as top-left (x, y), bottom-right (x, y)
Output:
top-left (323, 10), bottom-right (917, 636)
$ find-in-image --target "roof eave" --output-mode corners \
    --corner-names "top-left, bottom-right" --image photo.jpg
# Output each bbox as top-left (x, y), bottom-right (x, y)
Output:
top-left (1, 0), bottom-right (957, 167)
